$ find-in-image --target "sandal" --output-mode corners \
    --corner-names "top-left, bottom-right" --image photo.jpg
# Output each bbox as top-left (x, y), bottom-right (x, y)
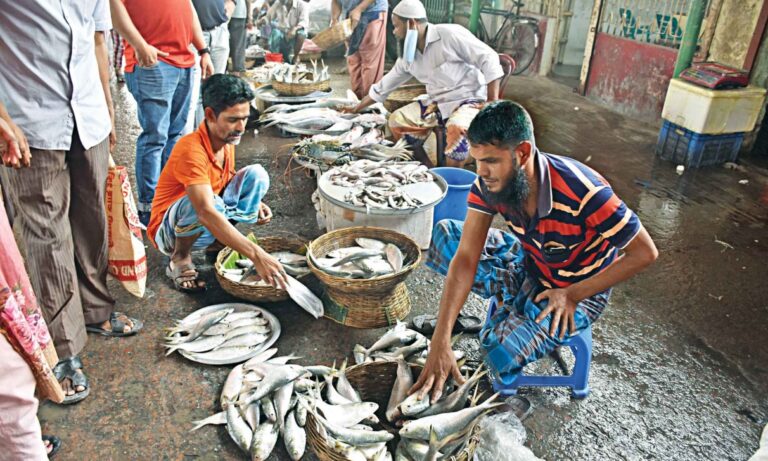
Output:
top-left (86, 312), bottom-right (143, 337)
top-left (165, 262), bottom-right (207, 293)
top-left (42, 435), bottom-right (62, 459)
top-left (52, 356), bottom-right (90, 405)
top-left (411, 314), bottom-right (483, 336)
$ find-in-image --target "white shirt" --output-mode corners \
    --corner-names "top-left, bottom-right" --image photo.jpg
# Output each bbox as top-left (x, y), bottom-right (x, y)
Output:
top-left (266, 0), bottom-right (309, 30)
top-left (0, 0), bottom-right (112, 151)
top-left (369, 24), bottom-right (504, 116)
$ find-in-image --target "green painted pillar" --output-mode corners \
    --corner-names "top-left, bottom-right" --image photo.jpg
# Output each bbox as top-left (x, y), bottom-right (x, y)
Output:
top-left (469, 0), bottom-right (481, 34)
top-left (673, 0), bottom-right (707, 78)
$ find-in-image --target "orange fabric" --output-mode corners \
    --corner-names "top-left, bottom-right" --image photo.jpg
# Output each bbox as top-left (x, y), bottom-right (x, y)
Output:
top-left (122, 0), bottom-right (196, 73)
top-left (147, 123), bottom-right (236, 244)
top-left (346, 14), bottom-right (387, 99)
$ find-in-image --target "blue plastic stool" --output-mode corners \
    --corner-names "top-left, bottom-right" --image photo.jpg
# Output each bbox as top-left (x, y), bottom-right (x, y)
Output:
top-left (486, 297), bottom-right (593, 399)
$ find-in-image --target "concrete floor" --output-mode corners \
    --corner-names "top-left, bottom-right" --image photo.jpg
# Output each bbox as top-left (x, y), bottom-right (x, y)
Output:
top-left (37, 62), bottom-right (768, 460)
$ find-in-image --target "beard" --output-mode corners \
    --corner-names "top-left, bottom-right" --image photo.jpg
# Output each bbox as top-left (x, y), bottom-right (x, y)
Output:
top-left (480, 164), bottom-right (530, 212)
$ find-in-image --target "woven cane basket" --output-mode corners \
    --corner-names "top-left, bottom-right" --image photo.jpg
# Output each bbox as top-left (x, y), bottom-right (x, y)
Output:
top-left (272, 77), bottom-right (331, 96)
top-left (384, 84), bottom-right (427, 113)
top-left (322, 282), bottom-right (411, 328)
top-left (308, 227), bottom-right (421, 328)
top-left (312, 19), bottom-right (353, 50)
top-left (306, 361), bottom-right (481, 461)
top-left (215, 234), bottom-right (309, 303)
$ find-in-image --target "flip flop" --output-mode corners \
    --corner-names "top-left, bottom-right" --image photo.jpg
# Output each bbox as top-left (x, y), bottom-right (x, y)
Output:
top-left (52, 356), bottom-right (90, 405)
top-left (86, 312), bottom-right (143, 337)
top-left (42, 435), bottom-right (62, 459)
top-left (411, 314), bottom-right (483, 336)
top-left (166, 262), bottom-right (207, 293)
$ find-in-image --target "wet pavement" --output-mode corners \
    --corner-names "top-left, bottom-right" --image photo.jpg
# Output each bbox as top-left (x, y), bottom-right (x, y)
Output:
top-left (36, 61), bottom-right (768, 460)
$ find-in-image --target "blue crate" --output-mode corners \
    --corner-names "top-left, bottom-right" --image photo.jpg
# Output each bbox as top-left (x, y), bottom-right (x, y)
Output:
top-left (656, 120), bottom-right (744, 168)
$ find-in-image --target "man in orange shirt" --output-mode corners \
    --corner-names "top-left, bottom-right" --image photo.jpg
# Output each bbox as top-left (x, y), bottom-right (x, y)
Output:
top-left (148, 75), bottom-right (286, 291)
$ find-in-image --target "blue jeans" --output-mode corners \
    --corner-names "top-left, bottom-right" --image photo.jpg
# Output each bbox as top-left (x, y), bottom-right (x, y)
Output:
top-left (125, 61), bottom-right (193, 214)
top-left (154, 165), bottom-right (270, 256)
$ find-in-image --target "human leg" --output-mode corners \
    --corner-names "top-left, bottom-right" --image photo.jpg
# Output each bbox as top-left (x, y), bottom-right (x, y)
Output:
top-left (124, 62), bottom-right (177, 221)
top-left (221, 164), bottom-right (270, 223)
top-left (0, 334), bottom-right (47, 460)
top-left (163, 66), bottom-right (193, 166)
top-left (354, 15), bottom-right (386, 97)
top-left (291, 30), bottom-right (306, 64)
top-left (443, 102), bottom-right (482, 168)
top-left (228, 18), bottom-right (247, 73)
top-left (209, 23), bottom-right (231, 73)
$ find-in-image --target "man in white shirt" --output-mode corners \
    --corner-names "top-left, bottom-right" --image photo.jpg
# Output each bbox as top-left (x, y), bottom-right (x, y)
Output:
top-left (348, 0), bottom-right (504, 167)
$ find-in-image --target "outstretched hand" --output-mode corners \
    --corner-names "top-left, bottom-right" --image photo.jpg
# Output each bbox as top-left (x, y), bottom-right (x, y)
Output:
top-left (408, 340), bottom-right (465, 403)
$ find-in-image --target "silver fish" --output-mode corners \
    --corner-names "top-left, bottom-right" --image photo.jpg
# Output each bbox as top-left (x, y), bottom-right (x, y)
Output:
top-left (404, 438), bottom-right (443, 461)
top-left (385, 244), bottom-right (404, 272)
top-left (305, 395), bottom-right (378, 428)
top-left (270, 251), bottom-right (307, 266)
top-left (372, 336), bottom-right (429, 362)
top-left (166, 309), bottom-right (232, 343)
top-left (220, 364), bottom-right (245, 406)
top-left (261, 395), bottom-right (278, 422)
top-left (223, 311), bottom-right (262, 322)
top-left (358, 442), bottom-right (388, 459)
top-left (250, 420), bottom-right (279, 461)
top-left (284, 265), bottom-right (311, 278)
top-left (225, 324), bottom-right (271, 339)
top-left (331, 440), bottom-right (368, 461)
top-left (242, 364), bottom-right (307, 405)
top-left (282, 410), bottom-right (306, 461)
top-left (236, 259), bottom-right (254, 268)
top-left (354, 323), bottom-right (420, 363)
top-left (306, 365), bottom-right (337, 377)
top-left (399, 392), bottom-right (430, 417)
top-left (295, 401), bottom-right (308, 427)
top-left (386, 358), bottom-right (414, 422)
top-left (187, 345), bottom-right (258, 362)
top-left (324, 374), bottom-right (354, 405)
top-left (399, 393), bottom-right (503, 440)
top-left (310, 410), bottom-right (394, 444)
top-left (242, 347), bottom-right (279, 369)
top-left (190, 411), bottom-right (226, 432)
top-left (331, 249), bottom-right (384, 267)
top-left (355, 237), bottom-right (387, 251)
top-left (284, 274), bottom-right (324, 319)
top-left (335, 361), bottom-right (361, 403)
top-left (274, 381), bottom-right (295, 428)
top-left (164, 334), bottom-right (226, 356)
top-left (226, 403), bottom-right (252, 453)
top-left (418, 367), bottom-right (487, 418)
top-left (294, 377), bottom-right (318, 393)
top-left (242, 402), bottom-right (260, 431)
top-left (203, 317), bottom-right (269, 335)
top-left (214, 332), bottom-right (269, 350)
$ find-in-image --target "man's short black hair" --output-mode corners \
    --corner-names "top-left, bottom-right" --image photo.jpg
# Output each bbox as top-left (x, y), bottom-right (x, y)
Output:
top-left (467, 100), bottom-right (535, 149)
top-left (202, 74), bottom-right (255, 116)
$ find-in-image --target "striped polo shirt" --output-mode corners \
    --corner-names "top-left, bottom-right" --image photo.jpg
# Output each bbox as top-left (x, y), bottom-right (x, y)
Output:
top-left (468, 150), bottom-right (641, 289)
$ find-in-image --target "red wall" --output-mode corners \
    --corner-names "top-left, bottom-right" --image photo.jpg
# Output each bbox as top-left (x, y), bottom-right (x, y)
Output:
top-left (585, 33), bottom-right (678, 121)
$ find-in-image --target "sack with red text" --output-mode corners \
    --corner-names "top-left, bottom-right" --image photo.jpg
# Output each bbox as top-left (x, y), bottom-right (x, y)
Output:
top-left (105, 164), bottom-right (147, 297)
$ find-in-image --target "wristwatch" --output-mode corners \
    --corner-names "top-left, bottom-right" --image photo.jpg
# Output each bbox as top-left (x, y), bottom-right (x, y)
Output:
top-left (198, 47), bottom-right (210, 56)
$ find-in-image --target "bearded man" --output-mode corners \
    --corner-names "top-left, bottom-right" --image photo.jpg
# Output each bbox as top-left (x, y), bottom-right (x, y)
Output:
top-left (410, 101), bottom-right (659, 402)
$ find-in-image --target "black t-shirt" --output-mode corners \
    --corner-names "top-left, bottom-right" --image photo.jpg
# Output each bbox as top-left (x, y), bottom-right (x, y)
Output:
top-left (192, 0), bottom-right (228, 30)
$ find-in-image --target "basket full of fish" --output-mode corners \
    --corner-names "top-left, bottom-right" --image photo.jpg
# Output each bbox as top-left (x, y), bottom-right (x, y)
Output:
top-left (307, 227), bottom-right (421, 328)
top-left (304, 323), bottom-right (500, 461)
top-left (271, 59), bottom-right (331, 96)
top-left (215, 234), bottom-right (311, 303)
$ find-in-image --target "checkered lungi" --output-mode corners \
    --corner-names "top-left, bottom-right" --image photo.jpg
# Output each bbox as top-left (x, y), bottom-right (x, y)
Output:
top-left (427, 219), bottom-right (611, 383)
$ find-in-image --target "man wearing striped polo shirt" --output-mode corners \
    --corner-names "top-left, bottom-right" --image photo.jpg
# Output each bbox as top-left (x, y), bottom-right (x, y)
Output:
top-left (411, 101), bottom-right (658, 402)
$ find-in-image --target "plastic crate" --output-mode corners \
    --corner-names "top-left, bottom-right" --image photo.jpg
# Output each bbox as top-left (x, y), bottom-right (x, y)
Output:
top-left (656, 120), bottom-right (744, 168)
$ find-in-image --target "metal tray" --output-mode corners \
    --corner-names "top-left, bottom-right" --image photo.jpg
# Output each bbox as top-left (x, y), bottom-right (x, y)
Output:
top-left (176, 303), bottom-right (281, 366)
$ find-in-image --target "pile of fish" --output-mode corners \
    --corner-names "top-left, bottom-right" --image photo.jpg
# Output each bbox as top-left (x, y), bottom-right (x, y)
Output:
top-left (326, 160), bottom-right (433, 210)
top-left (311, 237), bottom-right (408, 280)
top-left (222, 251), bottom-right (310, 284)
top-left (191, 349), bottom-right (318, 460)
top-left (262, 108), bottom-right (387, 133)
top-left (351, 321), bottom-right (466, 368)
top-left (264, 90), bottom-right (361, 114)
top-left (271, 59), bottom-right (329, 83)
top-left (292, 134), bottom-right (411, 169)
top-left (163, 308), bottom-right (275, 361)
top-left (191, 324), bottom-right (497, 460)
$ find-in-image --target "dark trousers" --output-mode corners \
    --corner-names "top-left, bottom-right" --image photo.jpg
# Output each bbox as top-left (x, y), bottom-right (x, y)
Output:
top-left (229, 17), bottom-right (248, 72)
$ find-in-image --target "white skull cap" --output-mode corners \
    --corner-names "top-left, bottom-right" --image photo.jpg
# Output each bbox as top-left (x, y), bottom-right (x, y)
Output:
top-left (392, 0), bottom-right (427, 19)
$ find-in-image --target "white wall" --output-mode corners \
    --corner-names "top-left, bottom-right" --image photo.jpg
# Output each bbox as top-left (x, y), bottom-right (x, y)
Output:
top-left (562, 0), bottom-right (592, 66)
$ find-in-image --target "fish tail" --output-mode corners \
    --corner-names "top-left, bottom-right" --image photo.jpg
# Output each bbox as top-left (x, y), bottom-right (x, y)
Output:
top-left (164, 345), bottom-right (180, 356)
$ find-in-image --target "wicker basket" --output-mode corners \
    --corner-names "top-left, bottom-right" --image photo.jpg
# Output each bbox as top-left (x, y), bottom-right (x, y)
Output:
top-left (272, 76), bottom-right (331, 96)
top-left (306, 361), bottom-right (481, 461)
top-left (214, 234), bottom-right (309, 303)
top-left (323, 282), bottom-right (411, 328)
top-left (312, 19), bottom-right (353, 50)
top-left (308, 227), bottom-right (421, 328)
top-left (384, 84), bottom-right (427, 113)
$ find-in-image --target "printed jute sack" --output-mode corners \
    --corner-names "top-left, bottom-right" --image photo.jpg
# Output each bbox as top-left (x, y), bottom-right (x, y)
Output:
top-left (105, 162), bottom-right (147, 297)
